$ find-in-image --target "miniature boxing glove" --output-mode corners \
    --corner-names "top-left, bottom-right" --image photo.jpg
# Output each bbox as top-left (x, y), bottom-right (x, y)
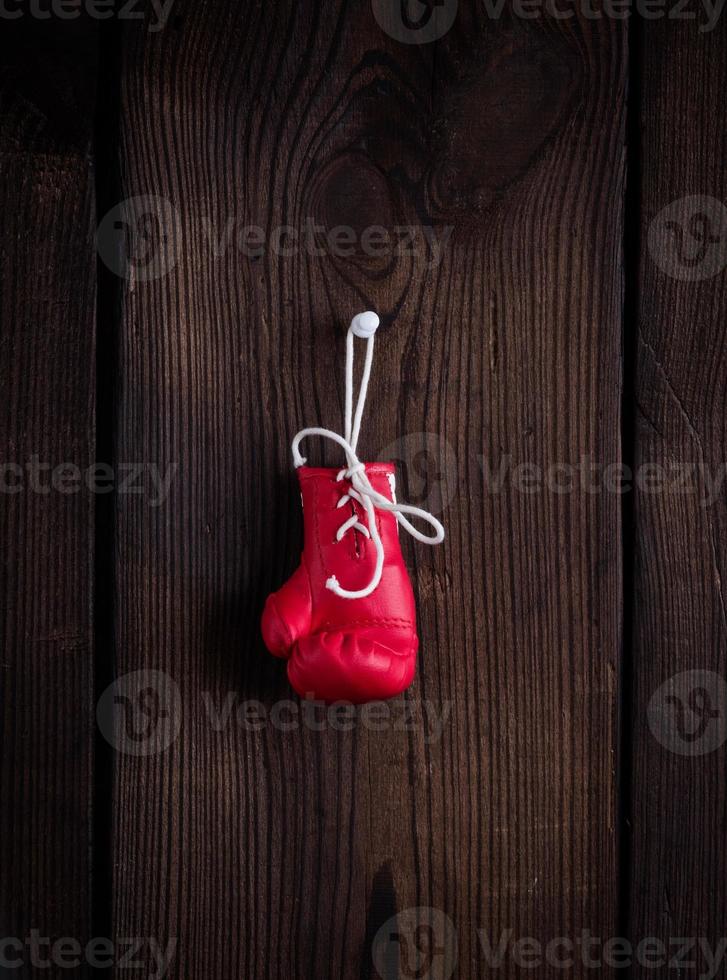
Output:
top-left (261, 312), bottom-right (445, 704)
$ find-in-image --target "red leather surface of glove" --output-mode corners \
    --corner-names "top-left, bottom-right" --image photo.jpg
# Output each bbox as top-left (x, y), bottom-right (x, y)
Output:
top-left (261, 464), bottom-right (418, 703)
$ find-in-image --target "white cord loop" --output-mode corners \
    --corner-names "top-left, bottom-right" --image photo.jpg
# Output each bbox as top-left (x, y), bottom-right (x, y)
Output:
top-left (291, 312), bottom-right (445, 599)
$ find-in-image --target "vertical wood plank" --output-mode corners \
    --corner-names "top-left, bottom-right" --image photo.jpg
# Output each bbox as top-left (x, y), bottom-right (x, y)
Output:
top-left (0, 14), bottom-right (96, 964)
top-left (112, 3), bottom-right (625, 977)
top-left (630, 19), bottom-right (727, 965)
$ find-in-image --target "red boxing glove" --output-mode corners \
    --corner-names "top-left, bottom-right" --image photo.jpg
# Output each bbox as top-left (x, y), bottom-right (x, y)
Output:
top-left (262, 463), bottom-right (419, 703)
top-left (261, 312), bottom-right (445, 704)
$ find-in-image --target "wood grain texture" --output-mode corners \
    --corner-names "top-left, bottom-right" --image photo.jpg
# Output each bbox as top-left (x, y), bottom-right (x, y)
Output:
top-left (111, 2), bottom-right (625, 977)
top-left (630, 20), bottom-right (727, 965)
top-left (0, 13), bottom-right (96, 963)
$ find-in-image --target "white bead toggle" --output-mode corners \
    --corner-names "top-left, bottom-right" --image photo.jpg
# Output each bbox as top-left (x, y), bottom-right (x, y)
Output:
top-left (350, 310), bottom-right (379, 339)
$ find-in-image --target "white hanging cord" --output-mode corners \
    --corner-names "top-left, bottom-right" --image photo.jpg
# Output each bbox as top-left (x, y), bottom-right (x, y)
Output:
top-left (291, 311), bottom-right (445, 599)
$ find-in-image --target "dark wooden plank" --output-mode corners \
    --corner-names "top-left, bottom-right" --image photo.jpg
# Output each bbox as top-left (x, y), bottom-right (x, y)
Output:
top-left (630, 20), bottom-right (727, 967)
top-left (112, 3), bottom-right (625, 977)
top-left (0, 13), bottom-right (96, 968)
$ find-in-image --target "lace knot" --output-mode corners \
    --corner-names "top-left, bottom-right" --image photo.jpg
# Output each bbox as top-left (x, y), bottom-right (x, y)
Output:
top-left (337, 462), bottom-right (366, 482)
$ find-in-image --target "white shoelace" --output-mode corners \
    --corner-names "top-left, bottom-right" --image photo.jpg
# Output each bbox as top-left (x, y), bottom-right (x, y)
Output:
top-left (291, 311), bottom-right (445, 599)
